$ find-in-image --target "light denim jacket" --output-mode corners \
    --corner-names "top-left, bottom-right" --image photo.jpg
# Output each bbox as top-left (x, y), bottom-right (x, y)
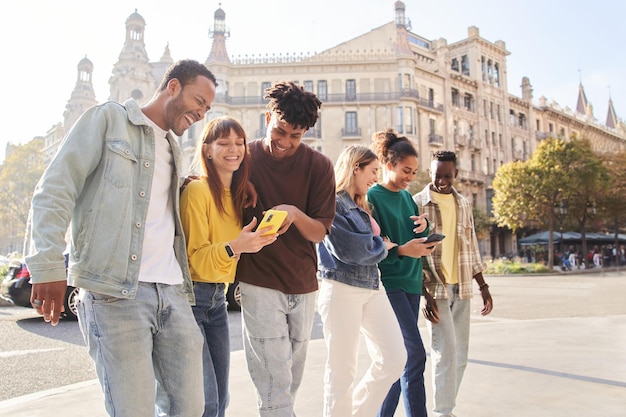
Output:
top-left (317, 191), bottom-right (388, 289)
top-left (25, 100), bottom-right (194, 303)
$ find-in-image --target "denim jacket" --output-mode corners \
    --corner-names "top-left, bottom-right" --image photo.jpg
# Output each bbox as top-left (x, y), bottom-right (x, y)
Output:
top-left (25, 100), bottom-right (194, 303)
top-left (317, 191), bottom-right (387, 289)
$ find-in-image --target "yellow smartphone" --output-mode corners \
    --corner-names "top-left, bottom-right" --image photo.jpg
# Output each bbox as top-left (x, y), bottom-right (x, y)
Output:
top-left (257, 209), bottom-right (288, 236)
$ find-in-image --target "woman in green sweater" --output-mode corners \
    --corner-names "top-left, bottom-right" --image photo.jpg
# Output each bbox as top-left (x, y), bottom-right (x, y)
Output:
top-left (367, 129), bottom-right (440, 417)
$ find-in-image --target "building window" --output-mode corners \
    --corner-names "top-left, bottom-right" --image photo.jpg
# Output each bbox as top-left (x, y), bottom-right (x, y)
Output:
top-left (491, 131), bottom-right (496, 146)
top-left (451, 57), bottom-right (459, 72)
top-left (519, 113), bottom-right (527, 129)
top-left (471, 154), bottom-right (476, 171)
top-left (499, 133), bottom-right (503, 148)
top-left (472, 193), bottom-right (478, 208)
top-left (536, 119), bottom-right (541, 130)
top-left (346, 79), bottom-right (356, 101)
top-left (451, 88), bottom-right (460, 107)
top-left (497, 104), bottom-right (501, 122)
top-left (494, 63), bottom-right (500, 87)
top-left (483, 99), bottom-right (487, 116)
top-left (401, 73), bottom-right (411, 89)
top-left (303, 80), bottom-right (313, 92)
top-left (258, 113), bottom-right (267, 137)
top-left (461, 55), bottom-right (470, 76)
top-left (345, 111), bottom-right (358, 134)
top-left (549, 123), bottom-right (554, 133)
top-left (396, 107), bottom-right (403, 133)
top-left (481, 56), bottom-right (486, 81)
top-left (463, 93), bottom-right (473, 111)
top-left (317, 80), bottom-right (328, 101)
top-left (428, 88), bottom-right (434, 106)
top-left (261, 81), bottom-right (271, 97)
top-left (509, 109), bottom-right (516, 126)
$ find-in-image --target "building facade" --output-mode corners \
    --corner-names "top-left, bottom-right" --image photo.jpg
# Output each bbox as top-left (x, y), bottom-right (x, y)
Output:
top-left (46, 2), bottom-right (626, 259)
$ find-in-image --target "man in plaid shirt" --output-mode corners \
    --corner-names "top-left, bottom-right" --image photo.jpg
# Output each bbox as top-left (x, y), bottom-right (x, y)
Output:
top-left (413, 150), bottom-right (493, 417)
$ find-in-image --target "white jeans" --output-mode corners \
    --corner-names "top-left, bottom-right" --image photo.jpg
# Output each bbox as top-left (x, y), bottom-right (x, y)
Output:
top-left (427, 284), bottom-right (471, 417)
top-left (318, 279), bottom-right (406, 417)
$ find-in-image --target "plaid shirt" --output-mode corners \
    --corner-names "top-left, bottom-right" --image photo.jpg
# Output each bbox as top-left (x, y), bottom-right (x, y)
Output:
top-left (413, 185), bottom-right (485, 300)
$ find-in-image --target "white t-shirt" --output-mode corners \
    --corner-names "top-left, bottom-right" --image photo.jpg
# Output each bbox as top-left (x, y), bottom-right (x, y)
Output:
top-left (137, 118), bottom-right (183, 285)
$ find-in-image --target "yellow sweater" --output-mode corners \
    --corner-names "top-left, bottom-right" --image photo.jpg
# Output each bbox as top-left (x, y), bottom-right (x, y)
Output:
top-left (180, 179), bottom-right (241, 283)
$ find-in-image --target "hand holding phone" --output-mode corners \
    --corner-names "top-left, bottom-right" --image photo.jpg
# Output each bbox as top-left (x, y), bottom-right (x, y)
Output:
top-left (256, 209), bottom-right (288, 236)
top-left (424, 233), bottom-right (445, 248)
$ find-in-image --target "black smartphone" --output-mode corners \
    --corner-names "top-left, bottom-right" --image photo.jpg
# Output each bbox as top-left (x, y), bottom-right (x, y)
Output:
top-left (424, 233), bottom-right (445, 248)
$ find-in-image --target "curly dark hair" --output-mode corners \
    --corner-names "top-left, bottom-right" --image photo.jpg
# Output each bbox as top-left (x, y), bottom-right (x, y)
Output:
top-left (371, 128), bottom-right (418, 167)
top-left (157, 59), bottom-right (217, 91)
top-left (264, 81), bottom-right (321, 129)
top-left (431, 150), bottom-right (457, 164)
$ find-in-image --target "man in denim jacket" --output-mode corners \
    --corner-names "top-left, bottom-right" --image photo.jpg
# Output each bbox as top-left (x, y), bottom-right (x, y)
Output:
top-left (26, 60), bottom-right (217, 417)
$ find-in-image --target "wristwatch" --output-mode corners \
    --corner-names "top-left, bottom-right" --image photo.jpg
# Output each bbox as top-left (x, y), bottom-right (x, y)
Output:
top-left (225, 243), bottom-right (237, 259)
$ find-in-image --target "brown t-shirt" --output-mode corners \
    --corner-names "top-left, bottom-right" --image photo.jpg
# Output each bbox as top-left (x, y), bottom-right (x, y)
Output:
top-left (236, 139), bottom-right (336, 294)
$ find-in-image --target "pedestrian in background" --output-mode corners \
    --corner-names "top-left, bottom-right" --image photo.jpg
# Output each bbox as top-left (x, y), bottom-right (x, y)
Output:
top-left (367, 128), bottom-right (439, 417)
top-left (235, 81), bottom-right (336, 416)
top-left (181, 116), bottom-right (278, 417)
top-left (26, 60), bottom-right (217, 417)
top-left (317, 145), bottom-right (406, 417)
top-left (414, 150), bottom-right (493, 417)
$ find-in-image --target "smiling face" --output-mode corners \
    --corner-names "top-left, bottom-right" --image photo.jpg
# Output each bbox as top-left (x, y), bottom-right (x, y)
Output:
top-left (263, 112), bottom-right (307, 161)
top-left (429, 159), bottom-right (458, 194)
top-left (384, 155), bottom-right (418, 192)
top-left (351, 159), bottom-right (380, 198)
top-left (204, 128), bottom-right (246, 186)
top-left (164, 75), bottom-right (217, 136)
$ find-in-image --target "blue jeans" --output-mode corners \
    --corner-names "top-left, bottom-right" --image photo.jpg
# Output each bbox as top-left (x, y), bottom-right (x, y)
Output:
top-left (377, 290), bottom-right (427, 417)
top-left (77, 282), bottom-right (205, 417)
top-left (192, 282), bottom-right (230, 417)
top-left (239, 282), bottom-right (317, 417)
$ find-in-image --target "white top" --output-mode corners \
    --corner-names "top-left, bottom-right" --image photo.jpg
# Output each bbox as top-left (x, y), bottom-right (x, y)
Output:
top-left (137, 118), bottom-right (183, 285)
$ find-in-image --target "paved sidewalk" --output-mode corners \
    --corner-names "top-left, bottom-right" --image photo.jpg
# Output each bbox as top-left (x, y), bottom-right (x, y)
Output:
top-left (1, 272), bottom-right (624, 416)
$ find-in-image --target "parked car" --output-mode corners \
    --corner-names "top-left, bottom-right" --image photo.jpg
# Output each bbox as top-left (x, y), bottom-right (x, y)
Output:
top-left (226, 280), bottom-right (241, 311)
top-left (0, 254), bottom-right (79, 320)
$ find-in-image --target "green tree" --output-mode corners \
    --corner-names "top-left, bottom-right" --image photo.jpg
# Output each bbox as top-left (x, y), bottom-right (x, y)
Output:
top-left (0, 139), bottom-right (45, 253)
top-left (562, 138), bottom-right (608, 265)
top-left (493, 138), bottom-right (574, 267)
top-left (599, 150), bottom-right (626, 249)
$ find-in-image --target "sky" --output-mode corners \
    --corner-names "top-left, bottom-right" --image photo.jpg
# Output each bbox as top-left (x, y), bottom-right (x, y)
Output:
top-left (1, 0), bottom-right (624, 163)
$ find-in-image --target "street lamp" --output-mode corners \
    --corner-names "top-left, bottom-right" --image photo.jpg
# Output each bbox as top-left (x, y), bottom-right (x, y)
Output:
top-left (553, 202), bottom-right (568, 255)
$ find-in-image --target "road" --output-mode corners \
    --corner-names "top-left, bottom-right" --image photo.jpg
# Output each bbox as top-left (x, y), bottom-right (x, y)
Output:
top-left (0, 299), bottom-right (324, 401)
top-left (0, 269), bottom-right (623, 407)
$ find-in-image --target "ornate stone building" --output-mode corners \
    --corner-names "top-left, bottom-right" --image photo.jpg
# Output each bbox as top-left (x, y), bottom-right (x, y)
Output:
top-left (45, 1), bottom-right (625, 259)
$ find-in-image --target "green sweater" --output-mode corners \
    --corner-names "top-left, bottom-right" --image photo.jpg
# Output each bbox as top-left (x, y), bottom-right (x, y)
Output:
top-left (367, 184), bottom-right (428, 294)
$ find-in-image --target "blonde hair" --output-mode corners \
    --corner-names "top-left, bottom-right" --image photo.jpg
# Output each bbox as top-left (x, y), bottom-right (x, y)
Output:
top-left (334, 145), bottom-right (378, 212)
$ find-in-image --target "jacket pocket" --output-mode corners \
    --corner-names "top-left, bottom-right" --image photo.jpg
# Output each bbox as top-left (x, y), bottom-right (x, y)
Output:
top-left (104, 140), bottom-right (137, 188)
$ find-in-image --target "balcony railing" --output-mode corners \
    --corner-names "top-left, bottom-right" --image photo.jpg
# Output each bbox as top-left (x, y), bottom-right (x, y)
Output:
top-left (304, 128), bottom-right (322, 139)
top-left (342, 127), bottom-right (362, 139)
top-left (428, 134), bottom-right (444, 145)
top-left (212, 91), bottom-right (443, 112)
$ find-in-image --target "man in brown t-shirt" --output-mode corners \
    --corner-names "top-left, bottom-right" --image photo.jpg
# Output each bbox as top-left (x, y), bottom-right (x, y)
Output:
top-left (236, 81), bottom-right (335, 417)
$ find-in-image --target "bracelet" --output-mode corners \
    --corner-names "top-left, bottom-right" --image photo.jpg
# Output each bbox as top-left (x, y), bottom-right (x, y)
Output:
top-left (479, 283), bottom-right (489, 291)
